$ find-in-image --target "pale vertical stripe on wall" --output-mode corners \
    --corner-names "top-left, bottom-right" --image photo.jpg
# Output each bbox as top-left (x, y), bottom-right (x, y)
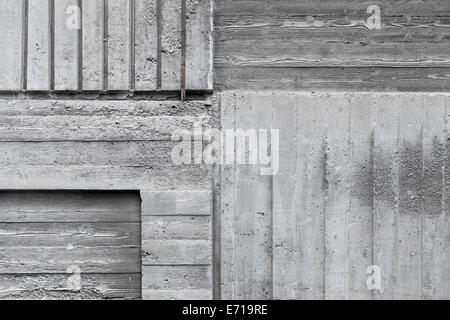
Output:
top-left (27, 0), bottom-right (50, 90)
top-left (54, 0), bottom-right (79, 90)
top-left (0, 0), bottom-right (23, 90)
top-left (82, 0), bottom-right (104, 90)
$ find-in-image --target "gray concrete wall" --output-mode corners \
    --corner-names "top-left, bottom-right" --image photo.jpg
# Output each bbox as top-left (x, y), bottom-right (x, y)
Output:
top-left (0, 0), bottom-right (449, 300)
top-left (219, 91), bottom-right (449, 300)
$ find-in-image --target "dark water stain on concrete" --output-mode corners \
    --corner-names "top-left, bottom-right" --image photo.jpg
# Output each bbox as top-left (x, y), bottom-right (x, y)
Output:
top-left (423, 136), bottom-right (445, 217)
top-left (350, 135), bottom-right (446, 215)
top-left (398, 140), bottom-right (424, 215)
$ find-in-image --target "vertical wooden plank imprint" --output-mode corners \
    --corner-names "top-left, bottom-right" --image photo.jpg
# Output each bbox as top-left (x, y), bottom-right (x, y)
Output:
top-left (220, 92), bottom-right (237, 299)
top-left (422, 95), bottom-right (446, 299)
top-left (273, 93), bottom-right (328, 299)
top-left (82, 0), bottom-right (104, 90)
top-left (272, 93), bottom-right (298, 299)
top-left (135, 0), bottom-right (158, 90)
top-left (324, 94), bottom-right (351, 299)
top-left (234, 93), bottom-right (273, 299)
top-left (397, 97), bottom-right (423, 300)
top-left (27, 0), bottom-right (50, 90)
top-left (296, 94), bottom-right (327, 299)
top-left (348, 94), bottom-right (374, 299)
top-left (54, 0), bottom-right (79, 90)
top-left (0, 0), bottom-right (23, 90)
top-left (185, 0), bottom-right (213, 90)
top-left (161, 0), bottom-right (182, 90)
top-left (108, 0), bottom-right (130, 90)
top-left (373, 94), bottom-right (400, 300)
top-left (443, 97), bottom-right (450, 300)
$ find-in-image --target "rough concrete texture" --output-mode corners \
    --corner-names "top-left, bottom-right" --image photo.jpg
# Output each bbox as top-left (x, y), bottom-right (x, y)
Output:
top-left (220, 91), bottom-right (449, 300)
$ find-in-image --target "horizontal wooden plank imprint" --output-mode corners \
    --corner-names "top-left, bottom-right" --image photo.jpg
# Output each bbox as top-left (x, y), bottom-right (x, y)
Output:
top-left (0, 191), bottom-right (141, 300)
top-left (0, 100), bottom-right (212, 142)
top-left (215, 0), bottom-right (450, 91)
top-left (140, 190), bottom-right (213, 300)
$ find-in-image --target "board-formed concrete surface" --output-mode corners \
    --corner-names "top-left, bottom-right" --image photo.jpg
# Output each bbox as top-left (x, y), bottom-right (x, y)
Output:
top-left (220, 91), bottom-right (449, 300)
top-left (0, 0), bottom-right (449, 300)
